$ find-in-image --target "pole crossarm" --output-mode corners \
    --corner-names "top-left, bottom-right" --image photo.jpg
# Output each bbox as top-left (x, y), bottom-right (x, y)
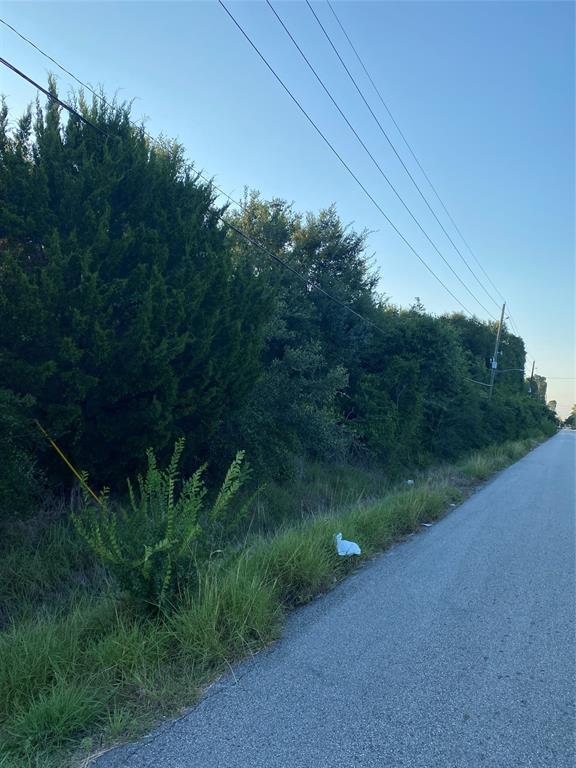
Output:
top-left (465, 378), bottom-right (492, 388)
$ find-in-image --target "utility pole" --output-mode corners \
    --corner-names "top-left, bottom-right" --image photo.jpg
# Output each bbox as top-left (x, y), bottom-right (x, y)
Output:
top-left (528, 360), bottom-right (535, 395)
top-left (488, 303), bottom-right (506, 400)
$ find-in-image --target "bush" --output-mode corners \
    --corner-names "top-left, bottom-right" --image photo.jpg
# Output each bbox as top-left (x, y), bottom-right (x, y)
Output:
top-left (0, 389), bottom-right (44, 521)
top-left (72, 439), bottom-right (249, 610)
top-left (0, 437), bottom-right (542, 762)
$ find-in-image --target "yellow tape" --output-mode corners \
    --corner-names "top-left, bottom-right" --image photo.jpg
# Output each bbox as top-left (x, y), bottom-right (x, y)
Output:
top-left (35, 420), bottom-right (103, 506)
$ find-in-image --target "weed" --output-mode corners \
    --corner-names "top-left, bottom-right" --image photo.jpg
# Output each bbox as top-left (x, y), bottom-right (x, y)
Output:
top-left (0, 435), bottom-right (544, 764)
top-left (73, 440), bottom-right (249, 609)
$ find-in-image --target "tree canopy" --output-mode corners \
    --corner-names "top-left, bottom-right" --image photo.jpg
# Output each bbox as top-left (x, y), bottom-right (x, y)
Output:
top-left (0, 87), bottom-right (557, 496)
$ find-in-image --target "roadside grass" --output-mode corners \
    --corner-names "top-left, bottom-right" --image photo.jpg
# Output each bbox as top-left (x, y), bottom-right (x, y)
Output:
top-left (456, 437), bottom-right (540, 482)
top-left (246, 459), bottom-right (392, 533)
top-left (0, 435), bottom-right (544, 767)
top-left (0, 516), bottom-right (107, 628)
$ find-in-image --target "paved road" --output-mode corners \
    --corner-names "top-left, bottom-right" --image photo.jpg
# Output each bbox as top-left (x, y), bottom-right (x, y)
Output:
top-left (97, 432), bottom-right (575, 768)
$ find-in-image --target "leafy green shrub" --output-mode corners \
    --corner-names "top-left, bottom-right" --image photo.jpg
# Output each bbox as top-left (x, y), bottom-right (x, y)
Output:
top-left (0, 94), bottom-right (271, 488)
top-left (72, 439), bottom-right (249, 609)
top-left (0, 438), bottom-right (543, 762)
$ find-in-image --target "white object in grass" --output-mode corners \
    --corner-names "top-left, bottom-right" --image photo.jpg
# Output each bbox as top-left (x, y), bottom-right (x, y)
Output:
top-left (335, 532), bottom-right (361, 556)
top-left (405, 479), bottom-right (414, 487)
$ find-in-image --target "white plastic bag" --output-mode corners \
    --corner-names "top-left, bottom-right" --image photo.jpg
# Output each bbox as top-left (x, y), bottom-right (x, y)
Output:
top-left (335, 532), bottom-right (361, 556)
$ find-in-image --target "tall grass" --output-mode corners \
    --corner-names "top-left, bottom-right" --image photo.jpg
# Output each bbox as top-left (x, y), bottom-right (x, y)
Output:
top-left (456, 437), bottom-right (540, 481)
top-left (0, 518), bottom-right (107, 627)
top-left (246, 460), bottom-right (391, 532)
top-left (0, 436), bottom-right (544, 766)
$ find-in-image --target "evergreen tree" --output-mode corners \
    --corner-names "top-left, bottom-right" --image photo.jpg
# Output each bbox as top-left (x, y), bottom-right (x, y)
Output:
top-left (0, 87), bottom-right (271, 483)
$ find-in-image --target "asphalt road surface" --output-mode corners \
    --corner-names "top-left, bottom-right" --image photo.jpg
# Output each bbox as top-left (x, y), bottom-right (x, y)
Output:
top-left (96, 431), bottom-right (575, 768)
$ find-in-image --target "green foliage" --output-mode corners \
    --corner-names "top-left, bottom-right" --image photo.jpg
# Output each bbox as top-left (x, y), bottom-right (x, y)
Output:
top-left (217, 192), bottom-right (554, 477)
top-left (563, 405), bottom-right (576, 429)
top-left (171, 556), bottom-right (282, 665)
top-left (248, 526), bottom-right (336, 606)
top-left (0, 88), bottom-right (555, 495)
top-left (218, 195), bottom-right (366, 478)
top-left (0, 81), bottom-right (558, 767)
top-left (456, 438), bottom-right (540, 481)
top-left (0, 518), bottom-right (104, 626)
top-left (4, 680), bottom-right (107, 752)
top-left (71, 439), bottom-right (248, 609)
top-left (0, 389), bottom-right (44, 520)
top-left (246, 459), bottom-right (390, 533)
top-left (0, 437), bottom-right (542, 763)
top-left (0, 91), bottom-right (271, 486)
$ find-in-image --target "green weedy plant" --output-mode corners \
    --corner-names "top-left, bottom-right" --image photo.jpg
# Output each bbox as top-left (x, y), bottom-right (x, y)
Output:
top-left (71, 439), bottom-right (248, 610)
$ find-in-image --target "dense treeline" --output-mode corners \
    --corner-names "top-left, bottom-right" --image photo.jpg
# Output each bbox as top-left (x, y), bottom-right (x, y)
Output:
top-left (0, 90), bottom-right (556, 509)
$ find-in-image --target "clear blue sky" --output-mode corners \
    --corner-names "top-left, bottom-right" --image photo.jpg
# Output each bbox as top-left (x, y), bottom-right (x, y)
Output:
top-left (1, 1), bottom-right (574, 416)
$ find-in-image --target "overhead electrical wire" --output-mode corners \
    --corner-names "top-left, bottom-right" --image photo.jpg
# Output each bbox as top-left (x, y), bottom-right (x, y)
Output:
top-left (323, 1), bottom-right (538, 366)
top-left (1, 17), bottom-right (91, 86)
top-left (1, 11), bottom-right (474, 318)
top-left (325, 0), bottom-right (508, 308)
top-left (265, 0), bottom-right (496, 320)
top-left (1, 10), bottom-right (528, 334)
top-left (0, 14), bottom-right (539, 373)
top-left (0, 53), bottom-right (393, 340)
top-left (217, 1), bottom-right (483, 317)
top-left (304, 0), bottom-right (500, 316)
top-left (320, 2), bottom-right (540, 365)
top-left (0, 55), bottom-right (107, 135)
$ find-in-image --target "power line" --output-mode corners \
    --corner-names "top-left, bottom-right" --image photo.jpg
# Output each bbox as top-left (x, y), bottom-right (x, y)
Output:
top-left (0, 53), bottom-right (391, 340)
top-left (328, 4), bottom-right (537, 373)
top-left (0, 56), bottom-right (107, 136)
top-left (0, 35), bottom-right (545, 404)
top-left (325, 0), bottom-right (508, 308)
top-left (306, 0), bottom-right (500, 316)
top-left (0, 14), bottom-right (540, 366)
top-left (1, 11), bottom-right (474, 317)
top-left (1, 17), bottom-right (90, 87)
top-left (217, 1), bottom-right (478, 317)
top-left (265, 0), bottom-right (495, 320)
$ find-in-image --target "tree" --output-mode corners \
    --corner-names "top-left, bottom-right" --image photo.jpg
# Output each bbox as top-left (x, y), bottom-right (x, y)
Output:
top-left (532, 375), bottom-right (548, 403)
top-left (217, 195), bottom-right (359, 476)
top-left (0, 87), bottom-right (272, 484)
top-left (564, 405), bottom-right (576, 429)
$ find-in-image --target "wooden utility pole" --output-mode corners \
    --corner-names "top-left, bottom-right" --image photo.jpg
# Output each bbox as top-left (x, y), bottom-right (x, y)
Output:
top-left (529, 360), bottom-right (535, 395)
top-left (488, 303), bottom-right (506, 400)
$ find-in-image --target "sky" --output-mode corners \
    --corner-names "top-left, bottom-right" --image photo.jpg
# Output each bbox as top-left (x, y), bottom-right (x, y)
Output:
top-left (1, 0), bottom-right (575, 417)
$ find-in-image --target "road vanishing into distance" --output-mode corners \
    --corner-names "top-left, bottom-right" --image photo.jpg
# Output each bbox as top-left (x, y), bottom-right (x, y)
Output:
top-left (97, 431), bottom-right (575, 768)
